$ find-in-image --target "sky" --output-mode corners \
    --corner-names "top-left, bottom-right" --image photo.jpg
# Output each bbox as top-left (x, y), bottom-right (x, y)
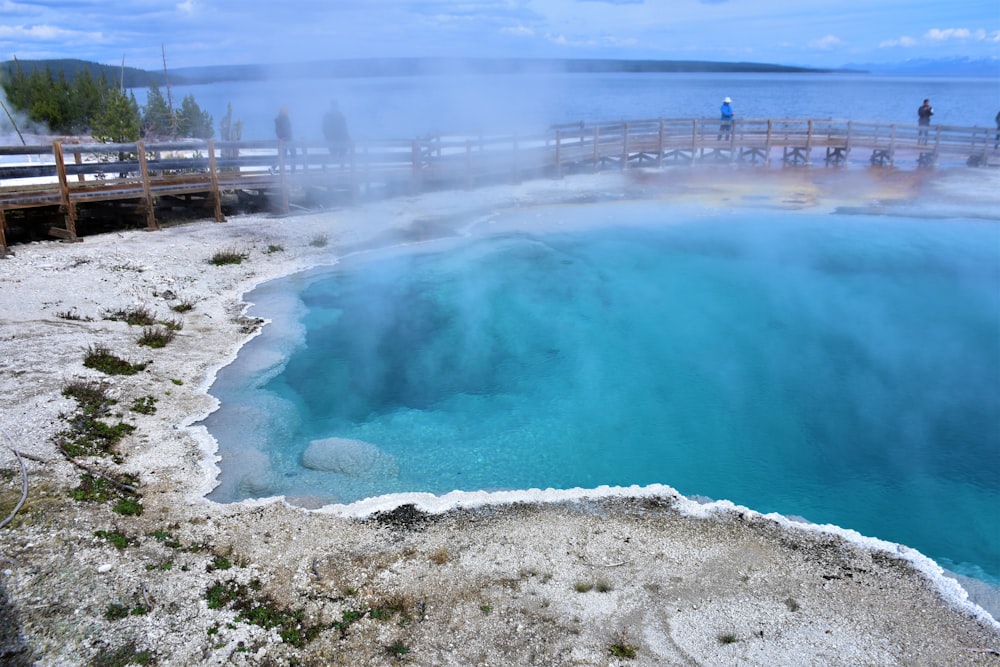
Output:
top-left (1, 0), bottom-right (998, 71)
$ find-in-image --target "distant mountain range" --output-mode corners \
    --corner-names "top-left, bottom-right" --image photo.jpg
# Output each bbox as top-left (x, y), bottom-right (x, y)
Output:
top-left (169, 57), bottom-right (839, 83)
top-left (2, 57), bottom-right (835, 87)
top-left (3, 57), bottom-right (995, 88)
top-left (843, 57), bottom-right (999, 77)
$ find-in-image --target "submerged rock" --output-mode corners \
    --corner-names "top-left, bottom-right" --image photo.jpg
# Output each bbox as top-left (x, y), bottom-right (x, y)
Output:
top-left (301, 437), bottom-right (399, 478)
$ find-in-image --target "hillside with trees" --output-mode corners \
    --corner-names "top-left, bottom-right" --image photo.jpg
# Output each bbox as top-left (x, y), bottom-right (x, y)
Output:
top-left (0, 58), bottom-right (212, 142)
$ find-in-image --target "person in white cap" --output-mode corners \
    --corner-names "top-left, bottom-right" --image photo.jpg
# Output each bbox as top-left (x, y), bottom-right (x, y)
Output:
top-left (719, 97), bottom-right (734, 140)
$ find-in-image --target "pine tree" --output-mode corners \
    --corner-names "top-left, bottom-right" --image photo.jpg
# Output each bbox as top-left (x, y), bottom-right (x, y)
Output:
top-left (92, 87), bottom-right (141, 144)
top-left (175, 94), bottom-right (213, 139)
top-left (142, 84), bottom-right (174, 139)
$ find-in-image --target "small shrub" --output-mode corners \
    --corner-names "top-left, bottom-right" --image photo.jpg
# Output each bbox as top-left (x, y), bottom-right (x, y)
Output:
top-left (130, 395), bottom-right (157, 415)
top-left (718, 632), bottom-right (739, 645)
top-left (91, 642), bottom-right (153, 666)
top-left (595, 579), bottom-right (613, 593)
top-left (83, 345), bottom-right (146, 376)
top-left (56, 308), bottom-right (92, 321)
top-left (137, 326), bottom-right (176, 348)
top-left (94, 529), bottom-right (130, 549)
top-left (170, 300), bottom-right (195, 313)
top-left (429, 546), bottom-right (450, 565)
top-left (209, 248), bottom-right (249, 266)
top-left (208, 555), bottom-right (232, 571)
top-left (265, 244), bottom-right (284, 253)
top-left (104, 603), bottom-right (129, 620)
top-left (56, 416), bottom-right (135, 458)
top-left (479, 604), bottom-right (492, 615)
top-left (113, 496), bottom-right (143, 516)
top-left (609, 641), bottom-right (637, 659)
top-left (62, 380), bottom-right (114, 416)
top-left (205, 579), bottom-right (322, 648)
top-left (574, 581), bottom-right (594, 593)
top-left (102, 305), bottom-right (158, 327)
top-left (386, 641), bottom-right (410, 656)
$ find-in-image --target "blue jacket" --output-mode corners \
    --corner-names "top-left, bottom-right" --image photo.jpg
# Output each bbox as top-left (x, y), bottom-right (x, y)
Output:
top-left (720, 103), bottom-right (734, 121)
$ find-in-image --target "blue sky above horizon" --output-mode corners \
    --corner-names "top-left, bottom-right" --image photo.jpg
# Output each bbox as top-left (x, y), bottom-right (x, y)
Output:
top-left (2, 0), bottom-right (998, 71)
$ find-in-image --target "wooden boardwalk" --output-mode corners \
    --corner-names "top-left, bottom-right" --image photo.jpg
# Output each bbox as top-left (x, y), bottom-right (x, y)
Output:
top-left (1, 117), bottom-right (997, 254)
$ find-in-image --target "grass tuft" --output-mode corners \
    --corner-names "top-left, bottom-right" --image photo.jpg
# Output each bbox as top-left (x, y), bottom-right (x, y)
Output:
top-left (609, 629), bottom-right (638, 659)
top-left (137, 325), bottom-right (176, 348)
top-left (83, 345), bottom-right (146, 376)
top-left (102, 305), bottom-right (158, 327)
top-left (209, 248), bottom-right (249, 266)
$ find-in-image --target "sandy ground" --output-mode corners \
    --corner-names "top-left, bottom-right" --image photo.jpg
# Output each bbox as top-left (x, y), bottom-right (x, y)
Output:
top-left (0, 167), bottom-right (998, 666)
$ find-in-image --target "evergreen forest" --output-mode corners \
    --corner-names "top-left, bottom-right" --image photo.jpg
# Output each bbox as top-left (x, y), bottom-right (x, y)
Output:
top-left (1, 58), bottom-right (213, 142)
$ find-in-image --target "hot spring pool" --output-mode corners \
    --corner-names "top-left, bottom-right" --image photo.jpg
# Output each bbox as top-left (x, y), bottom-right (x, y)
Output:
top-left (203, 201), bottom-right (1000, 588)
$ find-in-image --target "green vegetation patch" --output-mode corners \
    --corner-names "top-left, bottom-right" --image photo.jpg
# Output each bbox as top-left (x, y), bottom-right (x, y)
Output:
top-left (102, 305), bottom-right (158, 327)
top-left (70, 473), bottom-right (142, 516)
top-left (83, 345), bottom-right (147, 376)
top-left (205, 579), bottom-right (324, 648)
top-left (209, 248), bottom-right (249, 266)
top-left (136, 326), bottom-right (176, 348)
top-left (130, 396), bottom-right (157, 415)
top-left (89, 639), bottom-right (154, 666)
top-left (94, 529), bottom-right (130, 549)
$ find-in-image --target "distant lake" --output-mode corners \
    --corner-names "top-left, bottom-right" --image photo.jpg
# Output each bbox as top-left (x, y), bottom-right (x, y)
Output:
top-left (135, 72), bottom-right (1000, 142)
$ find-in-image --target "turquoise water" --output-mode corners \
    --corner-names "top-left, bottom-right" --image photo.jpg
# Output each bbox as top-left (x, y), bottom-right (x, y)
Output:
top-left (205, 203), bottom-right (1000, 585)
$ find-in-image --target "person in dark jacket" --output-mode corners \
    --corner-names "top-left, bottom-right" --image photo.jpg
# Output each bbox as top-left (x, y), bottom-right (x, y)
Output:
top-left (718, 97), bottom-right (734, 141)
top-left (322, 100), bottom-right (350, 166)
top-left (917, 99), bottom-right (933, 144)
top-left (274, 106), bottom-right (295, 170)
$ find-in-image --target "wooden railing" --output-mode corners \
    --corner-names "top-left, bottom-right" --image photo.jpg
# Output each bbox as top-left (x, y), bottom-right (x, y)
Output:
top-left (1, 118), bottom-right (997, 253)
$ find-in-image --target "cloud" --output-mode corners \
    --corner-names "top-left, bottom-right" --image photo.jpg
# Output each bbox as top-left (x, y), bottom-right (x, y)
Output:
top-left (879, 36), bottom-right (917, 48)
top-left (176, 0), bottom-right (194, 13)
top-left (0, 24), bottom-right (104, 42)
top-left (501, 24), bottom-right (535, 37)
top-left (576, 0), bottom-right (644, 4)
top-left (811, 35), bottom-right (844, 50)
top-left (881, 27), bottom-right (999, 49)
top-left (925, 28), bottom-right (973, 41)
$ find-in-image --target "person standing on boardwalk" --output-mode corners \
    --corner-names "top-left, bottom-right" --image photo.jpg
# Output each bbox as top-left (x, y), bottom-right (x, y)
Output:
top-left (718, 97), bottom-right (734, 141)
top-left (994, 110), bottom-right (999, 149)
top-left (274, 106), bottom-right (295, 170)
top-left (917, 99), bottom-right (933, 144)
top-left (322, 99), bottom-right (350, 167)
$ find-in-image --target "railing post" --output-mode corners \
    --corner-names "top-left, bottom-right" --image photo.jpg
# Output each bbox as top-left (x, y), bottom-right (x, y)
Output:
top-left (620, 121), bottom-right (628, 169)
top-left (0, 210), bottom-right (8, 256)
top-left (592, 127), bottom-right (600, 172)
top-left (412, 140), bottom-right (422, 193)
top-left (657, 119), bottom-right (664, 168)
top-left (691, 120), bottom-right (698, 162)
top-left (277, 141), bottom-right (290, 214)
top-left (806, 120), bottom-right (814, 161)
top-left (136, 140), bottom-right (158, 230)
top-left (207, 140), bottom-right (225, 222)
top-left (52, 140), bottom-right (78, 241)
top-left (555, 130), bottom-right (563, 179)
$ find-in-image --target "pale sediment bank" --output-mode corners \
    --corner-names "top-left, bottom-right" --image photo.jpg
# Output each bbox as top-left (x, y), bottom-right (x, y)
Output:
top-left (0, 168), bottom-right (998, 665)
